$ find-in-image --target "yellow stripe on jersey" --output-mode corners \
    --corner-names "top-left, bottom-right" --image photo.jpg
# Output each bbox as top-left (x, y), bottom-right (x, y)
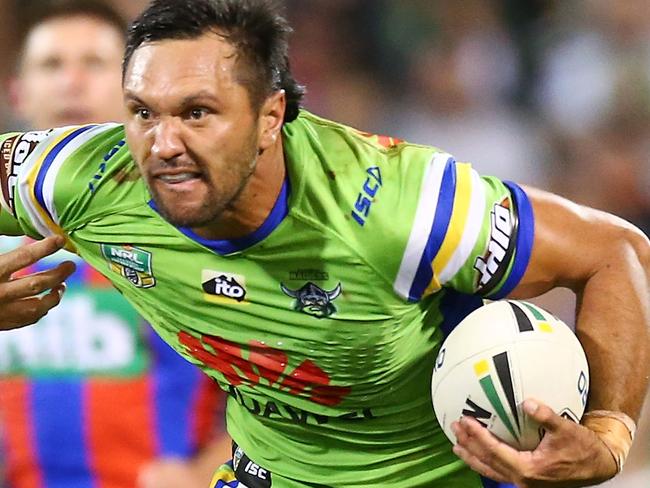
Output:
top-left (18, 124), bottom-right (115, 246)
top-left (210, 463), bottom-right (238, 486)
top-left (424, 162), bottom-right (473, 296)
top-left (438, 168), bottom-right (486, 285)
top-left (24, 128), bottom-right (79, 238)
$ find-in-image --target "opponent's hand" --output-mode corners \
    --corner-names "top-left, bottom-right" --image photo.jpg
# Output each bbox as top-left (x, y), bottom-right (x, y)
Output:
top-left (451, 399), bottom-right (618, 488)
top-left (0, 236), bottom-right (75, 330)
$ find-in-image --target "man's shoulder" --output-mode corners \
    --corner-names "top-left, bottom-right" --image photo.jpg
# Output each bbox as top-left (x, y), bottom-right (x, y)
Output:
top-left (0, 123), bottom-right (127, 207)
top-left (0, 124), bottom-right (140, 237)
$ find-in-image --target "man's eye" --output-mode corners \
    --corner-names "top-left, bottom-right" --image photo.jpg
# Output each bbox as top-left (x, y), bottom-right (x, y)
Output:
top-left (136, 108), bottom-right (151, 120)
top-left (189, 108), bottom-right (207, 120)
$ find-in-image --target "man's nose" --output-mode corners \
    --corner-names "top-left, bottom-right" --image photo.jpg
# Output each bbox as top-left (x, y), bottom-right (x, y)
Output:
top-left (151, 117), bottom-right (185, 160)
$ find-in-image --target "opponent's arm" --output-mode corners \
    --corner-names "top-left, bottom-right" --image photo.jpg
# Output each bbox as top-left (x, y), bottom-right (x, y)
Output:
top-left (453, 186), bottom-right (650, 487)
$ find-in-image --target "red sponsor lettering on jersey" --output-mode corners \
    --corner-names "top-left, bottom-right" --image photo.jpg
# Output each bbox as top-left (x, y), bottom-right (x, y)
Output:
top-left (178, 331), bottom-right (350, 406)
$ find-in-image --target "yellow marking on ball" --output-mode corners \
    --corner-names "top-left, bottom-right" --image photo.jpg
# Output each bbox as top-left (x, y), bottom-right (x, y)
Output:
top-left (474, 359), bottom-right (489, 376)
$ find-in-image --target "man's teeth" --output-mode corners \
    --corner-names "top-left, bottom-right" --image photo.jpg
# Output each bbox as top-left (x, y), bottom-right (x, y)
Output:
top-left (159, 173), bottom-right (198, 183)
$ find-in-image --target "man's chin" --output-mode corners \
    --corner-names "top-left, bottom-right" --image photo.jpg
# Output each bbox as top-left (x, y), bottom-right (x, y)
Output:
top-left (153, 199), bottom-right (220, 229)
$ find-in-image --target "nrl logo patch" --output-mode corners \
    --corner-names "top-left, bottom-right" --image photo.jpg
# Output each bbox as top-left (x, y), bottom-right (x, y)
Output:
top-left (101, 244), bottom-right (156, 289)
top-left (280, 281), bottom-right (342, 319)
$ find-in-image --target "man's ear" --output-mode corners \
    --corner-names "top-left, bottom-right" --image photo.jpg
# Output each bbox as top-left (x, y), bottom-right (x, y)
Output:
top-left (258, 89), bottom-right (286, 152)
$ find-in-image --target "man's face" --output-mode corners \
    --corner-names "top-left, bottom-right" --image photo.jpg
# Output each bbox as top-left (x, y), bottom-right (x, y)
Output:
top-left (15, 15), bottom-right (124, 128)
top-left (123, 33), bottom-right (265, 230)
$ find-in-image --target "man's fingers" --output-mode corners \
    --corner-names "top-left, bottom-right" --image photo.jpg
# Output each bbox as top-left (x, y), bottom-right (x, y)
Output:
top-left (0, 285), bottom-right (66, 331)
top-left (1, 262), bottom-right (76, 302)
top-left (523, 399), bottom-right (565, 433)
top-left (453, 417), bottom-right (529, 479)
top-left (0, 236), bottom-right (66, 279)
top-left (452, 443), bottom-right (510, 482)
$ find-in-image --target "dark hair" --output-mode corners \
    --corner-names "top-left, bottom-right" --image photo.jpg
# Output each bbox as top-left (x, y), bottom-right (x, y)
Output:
top-left (19, 0), bottom-right (127, 46)
top-left (124, 0), bottom-right (304, 123)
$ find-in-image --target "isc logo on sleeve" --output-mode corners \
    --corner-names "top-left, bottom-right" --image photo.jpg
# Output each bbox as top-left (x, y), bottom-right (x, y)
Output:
top-left (232, 445), bottom-right (272, 487)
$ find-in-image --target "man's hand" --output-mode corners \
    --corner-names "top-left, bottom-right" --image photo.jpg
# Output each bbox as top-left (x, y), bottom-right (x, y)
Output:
top-left (451, 399), bottom-right (618, 488)
top-left (0, 235), bottom-right (75, 330)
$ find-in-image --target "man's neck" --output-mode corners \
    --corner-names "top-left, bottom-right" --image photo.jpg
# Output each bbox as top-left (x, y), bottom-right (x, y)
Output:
top-left (190, 138), bottom-right (286, 241)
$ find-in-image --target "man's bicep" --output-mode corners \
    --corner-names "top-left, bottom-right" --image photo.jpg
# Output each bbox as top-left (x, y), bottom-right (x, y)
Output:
top-left (508, 186), bottom-right (633, 298)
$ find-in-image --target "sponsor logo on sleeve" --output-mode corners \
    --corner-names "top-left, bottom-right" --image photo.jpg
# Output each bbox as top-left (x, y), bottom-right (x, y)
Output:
top-left (0, 131), bottom-right (50, 216)
top-left (474, 198), bottom-right (517, 294)
top-left (101, 244), bottom-right (156, 288)
top-left (0, 135), bottom-right (20, 215)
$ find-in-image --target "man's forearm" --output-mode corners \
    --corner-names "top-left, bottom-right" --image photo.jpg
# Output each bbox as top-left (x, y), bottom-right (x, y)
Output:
top-left (573, 232), bottom-right (650, 421)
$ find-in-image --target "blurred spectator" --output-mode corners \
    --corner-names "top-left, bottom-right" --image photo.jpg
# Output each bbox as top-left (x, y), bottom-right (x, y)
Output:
top-left (380, 0), bottom-right (551, 186)
top-left (8, 0), bottom-right (124, 128)
top-left (0, 2), bottom-right (229, 488)
top-left (536, 0), bottom-right (650, 138)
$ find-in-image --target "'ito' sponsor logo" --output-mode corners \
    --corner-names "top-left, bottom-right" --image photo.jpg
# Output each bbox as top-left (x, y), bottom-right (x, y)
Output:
top-left (202, 270), bottom-right (248, 304)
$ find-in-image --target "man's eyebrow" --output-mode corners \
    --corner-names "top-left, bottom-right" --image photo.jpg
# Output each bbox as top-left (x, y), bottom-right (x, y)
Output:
top-left (123, 91), bottom-right (146, 105)
top-left (122, 91), bottom-right (219, 107)
top-left (179, 91), bottom-right (220, 106)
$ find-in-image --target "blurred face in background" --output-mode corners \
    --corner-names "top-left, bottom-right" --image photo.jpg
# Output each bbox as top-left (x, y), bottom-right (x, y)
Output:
top-left (13, 14), bottom-right (124, 128)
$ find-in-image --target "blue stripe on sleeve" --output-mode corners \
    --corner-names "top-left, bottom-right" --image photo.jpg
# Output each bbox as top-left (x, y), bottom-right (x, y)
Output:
top-left (34, 126), bottom-right (96, 222)
top-left (33, 380), bottom-right (95, 488)
top-left (408, 157), bottom-right (456, 301)
top-left (150, 328), bottom-right (201, 457)
top-left (488, 182), bottom-right (535, 299)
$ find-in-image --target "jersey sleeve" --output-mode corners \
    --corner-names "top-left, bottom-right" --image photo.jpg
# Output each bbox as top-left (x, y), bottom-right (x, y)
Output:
top-left (0, 124), bottom-right (126, 239)
top-left (392, 152), bottom-right (534, 302)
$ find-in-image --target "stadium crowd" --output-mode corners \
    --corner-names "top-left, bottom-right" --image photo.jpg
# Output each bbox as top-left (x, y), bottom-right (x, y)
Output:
top-left (0, 1), bottom-right (648, 487)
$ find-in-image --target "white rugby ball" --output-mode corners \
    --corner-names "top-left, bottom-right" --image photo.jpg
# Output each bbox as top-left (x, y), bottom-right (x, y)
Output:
top-left (431, 300), bottom-right (589, 451)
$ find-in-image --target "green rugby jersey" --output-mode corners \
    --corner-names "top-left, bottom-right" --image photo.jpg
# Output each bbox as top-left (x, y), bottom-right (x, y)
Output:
top-left (0, 111), bottom-right (534, 487)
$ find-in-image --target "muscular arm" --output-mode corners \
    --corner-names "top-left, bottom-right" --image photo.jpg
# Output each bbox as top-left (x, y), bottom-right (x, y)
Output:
top-left (511, 187), bottom-right (650, 420)
top-left (452, 186), bottom-right (649, 487)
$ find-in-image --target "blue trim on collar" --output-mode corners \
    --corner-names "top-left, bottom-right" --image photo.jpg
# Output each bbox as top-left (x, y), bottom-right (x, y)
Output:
top-left (148, 177), bottom-right (290, 255)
